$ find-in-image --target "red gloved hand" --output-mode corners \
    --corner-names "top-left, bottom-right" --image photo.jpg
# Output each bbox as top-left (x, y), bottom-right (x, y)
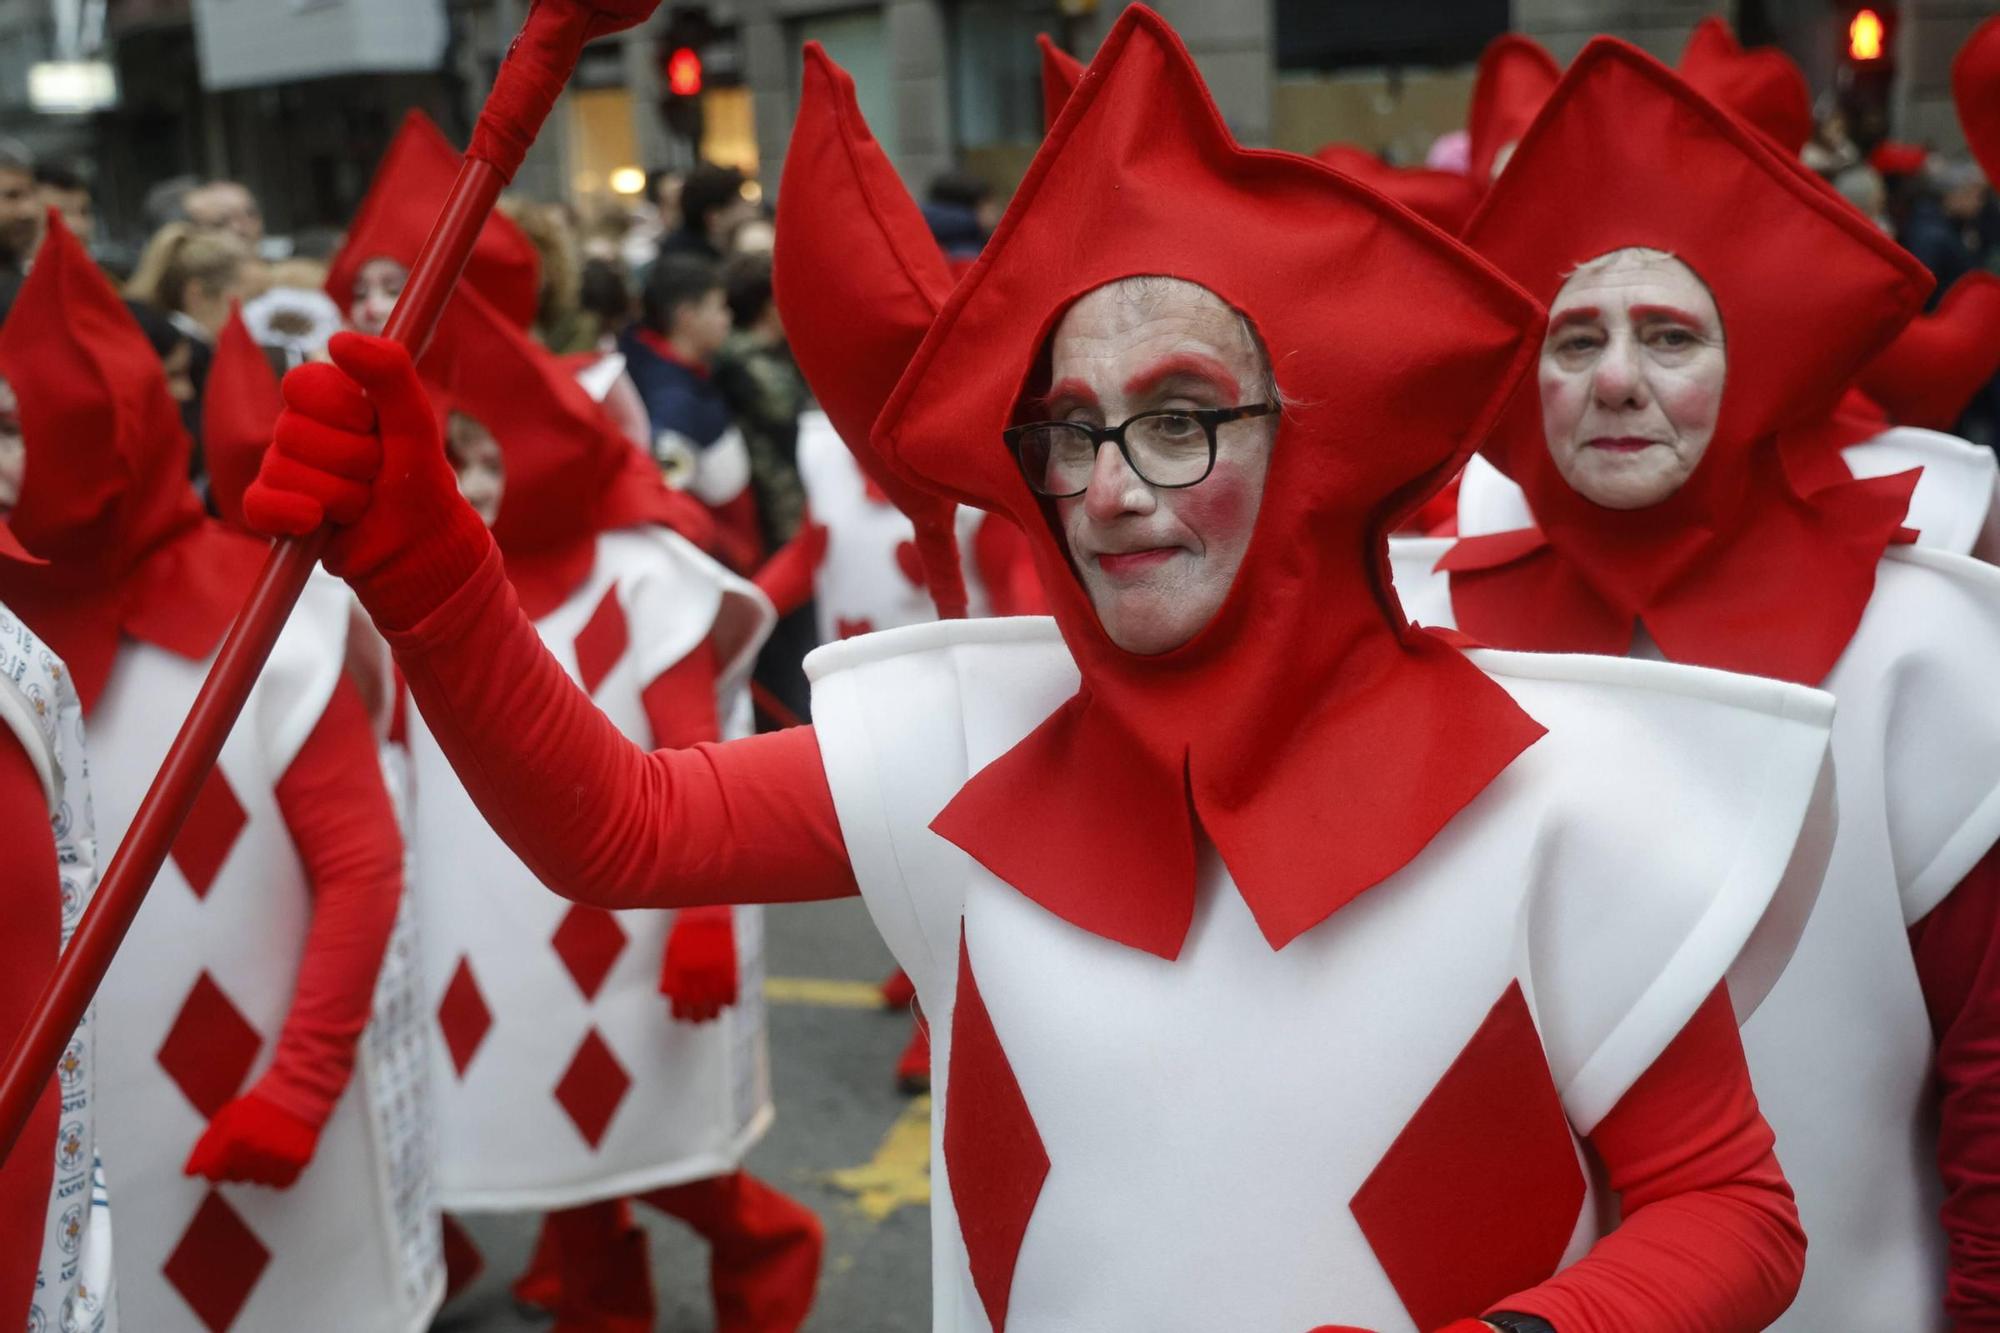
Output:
top-left (183, 1090), bottom-right (323, 1189)
top-left (660, 906), bottom-right (739, 1023)
top-left (243, 331), bottom-right (492, 631)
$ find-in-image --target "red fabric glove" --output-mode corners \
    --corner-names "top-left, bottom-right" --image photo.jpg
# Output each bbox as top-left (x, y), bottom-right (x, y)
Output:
top-left (244, 331), bottom-right (494, 632)
top-left (660, 905), bottom-right (739, 1023)
top-left (0, 732), bottom-right (59, 1327)
top-left (182, 1090), bottom-right (320, 1188)
top-left (1908, 841), bottom-right (2000, 1327)
top-left (752, 511), bottom-right (827, 620)
top-left (248, 676), bottom-right (403, 1141)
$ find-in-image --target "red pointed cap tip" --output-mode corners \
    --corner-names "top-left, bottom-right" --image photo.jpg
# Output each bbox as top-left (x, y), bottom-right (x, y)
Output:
top-left (1468, 34), bottom-right (1560, 182)
top-left (1466, 37), bottom-right (1929, 477)
top-left (775, 34), bottom-right (955, 528)
top-left (326, 109), bottom-right (541, 331)
top-left (1678, 15), bottom-right (1812, 156)
top-left (203, 306), bottom-right (284, 531)
top-left (1038, 34), bottom-right (1085, 131)
top-left (876, 1), bottom-right (1541, 535)
top-left (1955, 17), bottom-right (2000, 192)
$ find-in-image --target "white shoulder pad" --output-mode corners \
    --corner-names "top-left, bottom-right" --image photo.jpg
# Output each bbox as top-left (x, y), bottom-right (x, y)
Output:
top-left (1844, 547), bottom-right (2000, 921)
top-left (250, 567), bottom-right (351, 777)
top-left (604, 526), bottom-right (775, 691)
top-left (1844, 426), bottom-right (2000, 559)
top-left (1386, 536), bottom-right (1457, 629)
top-left (1454, 453), bottom-right (1534, 537)
top-left (807, 619), bottom-right (1076, 992)
top-left (1470, 648), bottom-right (1838, 1132)
top-left (574, 352), bottom-right (627, 403)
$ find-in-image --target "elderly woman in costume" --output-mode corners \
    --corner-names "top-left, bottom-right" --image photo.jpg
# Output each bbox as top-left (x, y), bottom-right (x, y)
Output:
top-left (244, 10), bottom-right (1838, 1331)
top-left (1392, 41), bottom-right (2000, 1331)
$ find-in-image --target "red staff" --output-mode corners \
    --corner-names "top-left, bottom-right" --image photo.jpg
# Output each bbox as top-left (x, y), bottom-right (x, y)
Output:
top-left (0, 0), bottom-right (664, 1157)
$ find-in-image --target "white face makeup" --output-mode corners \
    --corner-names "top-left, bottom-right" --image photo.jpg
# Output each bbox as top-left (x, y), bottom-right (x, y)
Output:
top-left (349, 257), bottom-right (408, 338)
top-left (0, 378), bottom-right (20, 514)
top-left (1044, 278), bottom-right (1278, 656)
top-left (445, 411), bottom-right (505, 527)
top-left (1539, 249), bottom-right (1727, 510)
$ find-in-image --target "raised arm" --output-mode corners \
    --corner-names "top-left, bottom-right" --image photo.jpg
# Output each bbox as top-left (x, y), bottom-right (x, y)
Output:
top-left (245, 332), bottom-right (859, 912)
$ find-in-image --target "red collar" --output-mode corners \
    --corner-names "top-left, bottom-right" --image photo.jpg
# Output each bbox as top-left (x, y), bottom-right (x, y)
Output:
top-left (629, 325), bottom-right (710, 380)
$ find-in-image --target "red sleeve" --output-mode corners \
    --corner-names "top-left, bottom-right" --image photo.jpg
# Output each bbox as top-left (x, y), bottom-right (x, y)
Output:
top-left (707, 491), bottom-right (765, 575)
top-left (256, 676), bottom-right (403, 1127)
top-left (389, 541), bottom-right (857, 909)
top-left (0, 732), bottom-right (57, 1329)
top-left (972, 514), bottom-right (1047, 618)
top-left (1494, 986), bottom-right (1805, 1331)
top-left (752, 511), bottom-right (827, 620)
top-left (1909, 842), bottom-right (2000, 1329)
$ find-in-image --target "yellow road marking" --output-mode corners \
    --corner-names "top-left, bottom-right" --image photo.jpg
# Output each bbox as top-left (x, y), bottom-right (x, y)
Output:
top-left (764, 976), bottom-right (889, 1009)
top-left (827, 1095), bottom-right (932, 1220)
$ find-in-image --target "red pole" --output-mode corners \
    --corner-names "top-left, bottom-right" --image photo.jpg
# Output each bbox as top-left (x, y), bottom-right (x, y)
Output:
top-left (0, 0), bottom-right (664, 1160)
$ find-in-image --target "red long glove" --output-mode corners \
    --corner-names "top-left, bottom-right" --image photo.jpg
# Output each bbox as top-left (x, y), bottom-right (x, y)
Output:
top-left (183, 676), bottom-right (403, 1187)
top-left (641, 633), bottom-right (739, 1023)
top-left (246, 331), bottom-right (495, 632)
top-left (0, 730), bottom-right (59, 1329)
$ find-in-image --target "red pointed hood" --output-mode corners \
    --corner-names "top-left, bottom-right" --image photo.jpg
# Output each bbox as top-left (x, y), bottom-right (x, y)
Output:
top-left (1312, 143), bottom-right (1483, 233)
top-left (1038, 33), bottom-right (1084, 130)
top-left (1467, 34), bottom-right (1560, 183)
top-left (203, 306), bottom-right (284, 532)
top-left (870, 6), bottom-right (1547, 957)
top-left (0, 213), bottom-right (265, 709)
top-left (422, 286), bottom-right (711, 619)
top-left (1957, 17), bottom-right (2000, 191)
top-left (326, 110), bottom-right (542, 332)
top-left (1678, 17), bottom-right (1814, 157)
top-left (1446, 40), bottom-right (1931, 685)
top-left (1856, 272), bottom-right (2000, 431)
top-left (772, 44), bottom-right (970, 617)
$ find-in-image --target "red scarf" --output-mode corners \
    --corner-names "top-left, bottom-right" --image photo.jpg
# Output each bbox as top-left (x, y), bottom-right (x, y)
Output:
top-left (866, 8), bottom-right (1549, 958)
top-left (1443, 42), bottom-right (1931, 688)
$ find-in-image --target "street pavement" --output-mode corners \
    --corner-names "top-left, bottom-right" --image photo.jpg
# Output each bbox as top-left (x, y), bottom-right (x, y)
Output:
top-left (432, 896), bottom-right (934, 1332)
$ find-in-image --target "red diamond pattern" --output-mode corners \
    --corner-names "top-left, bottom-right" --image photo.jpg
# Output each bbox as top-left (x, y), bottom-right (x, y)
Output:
top-left (437, 955), bottom-right (493, 1079)
top-left (554, 1027), bottom-right (631, 1149)
top-left (156, 972), bottom-right (263, 1119)
top-left (573, 587), bottom-right (630, 697)
top-left (1349, 981), bottom-right (1586, 1330)
top-left (944, 933), bottom-right (1049, 1333)
top-left (163, 1190), bottom-right (271, 1332)
top-left (551, 905), bottom-right (630, 1002)
top-left (172, 767), bottom-right (247, 900)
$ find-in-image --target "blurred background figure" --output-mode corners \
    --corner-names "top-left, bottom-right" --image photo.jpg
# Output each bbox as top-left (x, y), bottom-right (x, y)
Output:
top-left (183, 179), bottom-right (266, 252)
top-left (659, 162), bottom-right (757, 264)
top-left (0, 142), bottom-right (42, 277)
top-left (124, 221), bottom-right (262, 344)
top-left (920, 169), bottom-right (998, 264)
top-left (33, 161), bottom-right (91, 248)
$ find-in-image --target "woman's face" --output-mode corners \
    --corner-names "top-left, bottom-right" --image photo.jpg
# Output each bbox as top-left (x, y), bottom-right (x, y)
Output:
top-left (1045, 278), bottom-right (1277, 656)
top-left (349, 258), bottom-right (408, 338)
top-left (445, 412), bottom-right (505, 527)
top-left (1539, 250), bottom-right (1727, 510)
top-left (0, 378), bottom-right (20, 515)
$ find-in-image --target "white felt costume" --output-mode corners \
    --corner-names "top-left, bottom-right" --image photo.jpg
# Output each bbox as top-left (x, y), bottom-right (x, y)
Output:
top-left (807, 617), bottom-right (1836, 1333)
top-left (796, 409), bottom-right (991, 642)
top-left (410, 526), bottom-right (777, 1210)
top-left (1392, 519), bottom-right (2000, 1331)
top-left (0, 604), bottom-right (116, 1333)
top-left (89, 576), bottom-right (441, 1333)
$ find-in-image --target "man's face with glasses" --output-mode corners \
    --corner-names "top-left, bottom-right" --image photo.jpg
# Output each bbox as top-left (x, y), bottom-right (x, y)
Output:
top-left (1023, 277), bottom-right (1277, 655)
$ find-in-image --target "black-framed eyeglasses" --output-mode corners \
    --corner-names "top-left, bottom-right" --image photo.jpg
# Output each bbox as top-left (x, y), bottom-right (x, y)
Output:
top-left (1003, 403), bottom-right (1277, 498)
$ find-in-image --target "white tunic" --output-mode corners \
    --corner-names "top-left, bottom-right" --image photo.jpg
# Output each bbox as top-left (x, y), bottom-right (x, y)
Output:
top-left (796, 409), bottom-right (991, 642)
top-left (1390, 530), bottom-right (2000, 1332)
top-left (0, 603), bottom-right (115, 1333)
top-left (90, 575), bottom-right (441, 1333)
top-left (807, 618), bottom-right (1836, 1332)
top-left (409, 526), bottom-right (778, 1210)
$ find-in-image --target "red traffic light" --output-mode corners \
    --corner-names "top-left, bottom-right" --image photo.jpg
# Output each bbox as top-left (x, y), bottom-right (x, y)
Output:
top-left (667, 46), bottom-right (703, 96)
top-left (1850, 9), bottom-right (1886, 62)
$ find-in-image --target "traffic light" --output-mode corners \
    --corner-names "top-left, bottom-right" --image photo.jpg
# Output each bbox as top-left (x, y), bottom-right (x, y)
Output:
top-left (660, 6), bottom-right (712, 146)
top-left (1837, 5), bottom-right (1897, 149)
